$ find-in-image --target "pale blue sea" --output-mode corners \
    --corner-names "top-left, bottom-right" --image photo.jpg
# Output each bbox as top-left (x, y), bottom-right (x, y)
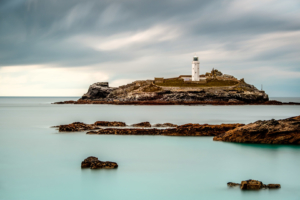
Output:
top-left (0, 97), bottom-right (300, 200)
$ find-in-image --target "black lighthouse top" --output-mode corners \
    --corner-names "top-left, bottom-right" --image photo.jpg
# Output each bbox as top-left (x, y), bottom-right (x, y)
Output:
top-left (193, 56), bottom-right (198, 61)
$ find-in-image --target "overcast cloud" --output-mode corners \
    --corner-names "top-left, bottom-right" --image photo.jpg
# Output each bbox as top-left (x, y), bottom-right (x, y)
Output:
top-left (0, 0), bottom-right (300, 96)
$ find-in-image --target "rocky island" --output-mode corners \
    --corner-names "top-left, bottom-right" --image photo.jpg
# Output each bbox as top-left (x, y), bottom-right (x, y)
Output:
top-left (53, 69), bottom-right (300, 105)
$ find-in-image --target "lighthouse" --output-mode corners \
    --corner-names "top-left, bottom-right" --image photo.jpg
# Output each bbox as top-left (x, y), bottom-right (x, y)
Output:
top-left (192, 56), bottom-right (200, 81)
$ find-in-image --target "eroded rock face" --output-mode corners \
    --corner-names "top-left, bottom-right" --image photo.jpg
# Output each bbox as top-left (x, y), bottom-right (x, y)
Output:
top-left (228, 180), bottom-right (280, 190)
top-left (131, 122), bottom-right (152, 127)
top-left (87, 123), bottom-right (244, 136)
top-left (81, 82), bottom-right (116, 100)
top-left (214, 116), bottom-right (300, 144)
top-left (81, 156), bottom-right (118, 169)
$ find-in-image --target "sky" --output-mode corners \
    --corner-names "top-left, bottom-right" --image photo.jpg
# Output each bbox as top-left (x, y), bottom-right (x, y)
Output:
top-left (0, 0), bottom-right (300, 97)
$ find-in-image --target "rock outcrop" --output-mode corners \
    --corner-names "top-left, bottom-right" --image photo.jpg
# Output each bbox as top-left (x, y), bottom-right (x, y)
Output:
top-left (81, 82), bottom-right (116, 100)
top-left (58, 122), bottom-right (98, 132)
top-left (94, 121), bottom-right (126, 126)
top-left (131, 122), bottom-right (151, 127)
top-left (228, 179), bottom-right (280, 190)
top-left (87, 123), bottom-right (244, 136)
top-left (153, 123), bottom-right (178, 127)
top-left (214, 116), bottom-right (300, 144)
top-left (81, 156), bottom-right (118, 169)
top-left (56, 121), bottom-right (126, 132)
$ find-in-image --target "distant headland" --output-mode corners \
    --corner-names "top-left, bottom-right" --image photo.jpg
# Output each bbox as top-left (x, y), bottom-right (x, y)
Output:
top-left (54, 56), bottom-right (299, 105)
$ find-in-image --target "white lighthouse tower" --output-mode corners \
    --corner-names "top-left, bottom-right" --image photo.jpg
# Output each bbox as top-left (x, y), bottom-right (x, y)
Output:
top-left (192, 56), bottom-right (200, 81)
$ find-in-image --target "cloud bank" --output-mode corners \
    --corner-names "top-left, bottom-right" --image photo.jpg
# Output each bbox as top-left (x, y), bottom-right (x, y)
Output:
top-left (0, 0), bottom-right (300, 96)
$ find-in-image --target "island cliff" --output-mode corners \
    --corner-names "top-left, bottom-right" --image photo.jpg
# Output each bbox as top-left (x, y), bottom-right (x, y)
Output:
top-left (53, 70), bottom-right (299, 105)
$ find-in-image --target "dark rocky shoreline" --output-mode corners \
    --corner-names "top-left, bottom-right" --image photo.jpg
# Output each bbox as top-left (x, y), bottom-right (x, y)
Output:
top-left (53, 99), bottom-right (300, 105)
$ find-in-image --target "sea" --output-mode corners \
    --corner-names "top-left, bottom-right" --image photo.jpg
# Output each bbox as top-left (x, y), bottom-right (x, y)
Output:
top-left (0, 97), bottom-right (300, 200)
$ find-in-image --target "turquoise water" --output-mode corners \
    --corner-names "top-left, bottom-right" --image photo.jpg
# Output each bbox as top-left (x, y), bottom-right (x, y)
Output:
top-left (0, 97), bottom-right (300, 200)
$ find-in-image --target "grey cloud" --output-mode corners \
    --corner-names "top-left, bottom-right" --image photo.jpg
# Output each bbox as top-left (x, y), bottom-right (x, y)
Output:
top-left (1, 0), bottom-right (300, 96)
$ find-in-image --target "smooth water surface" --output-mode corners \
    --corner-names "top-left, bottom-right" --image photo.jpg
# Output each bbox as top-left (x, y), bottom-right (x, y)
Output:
top-left (0, 97), bottom-right (300, 200)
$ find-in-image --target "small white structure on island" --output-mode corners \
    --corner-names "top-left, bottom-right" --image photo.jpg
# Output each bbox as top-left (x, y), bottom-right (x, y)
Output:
top-left (192, 56), bottom-right (200, 81)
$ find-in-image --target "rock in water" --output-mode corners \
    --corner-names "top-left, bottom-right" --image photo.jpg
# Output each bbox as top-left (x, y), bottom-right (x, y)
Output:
top-left (59, 122), bottom-right (98, 132)
top-left (87, 123), bottom-right (244, 136)
top-left (227, 182), bottom-right (240, 187)
top-left (214, 116), bottom-right (300, 144)
top-left (81, 82), bottom-right (116, 100)
top-left (267, 184), bottom-right (281, 189)
top-left (240, 180), bottom-right (264, 190)
top-left (94, 121), bottom-right (126, 126)
top-left (81, 156), bottom-right (118, 169)
top-left (152, 123), bottom-right (178, 127)
top-left (81, 156), bottom-right (99, 168)
top-left (55, 121), bottom-right (127, 132)
top-left (228, 180), bottom-right (280, 190)
top-left (131, 122), bottom-right (152, 127)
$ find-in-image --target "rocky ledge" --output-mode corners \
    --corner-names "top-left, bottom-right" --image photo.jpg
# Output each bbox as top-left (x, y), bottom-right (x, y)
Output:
top-left (228, 179), bottom-right (280, 190)
top-left (87, 123), bottom-right (244, 136)
top-left (57, 121), bottom-right (126, 132)
top-left (214, 116), bottom-right (300, 144)
top-left (81, 156), bottom-right (118, 169)
top-left (54, 121), bottom-right (179, 132)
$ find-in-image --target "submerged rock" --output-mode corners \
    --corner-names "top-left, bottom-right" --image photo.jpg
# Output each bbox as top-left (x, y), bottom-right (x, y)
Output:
top-left (267, 184), bottom-right (281, 189)
top-left (227, 182), bottom-right (240, 187)
top-left (214, 116), bottom-right (300, 144)
top-left (81, 156), bottom-right (118, 169)
top-left (228, 179), bottom-right (280, 190)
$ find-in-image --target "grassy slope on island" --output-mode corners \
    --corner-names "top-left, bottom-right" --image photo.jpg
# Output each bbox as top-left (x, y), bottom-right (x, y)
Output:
top-left (156, 79), bottom-right (238, 87)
